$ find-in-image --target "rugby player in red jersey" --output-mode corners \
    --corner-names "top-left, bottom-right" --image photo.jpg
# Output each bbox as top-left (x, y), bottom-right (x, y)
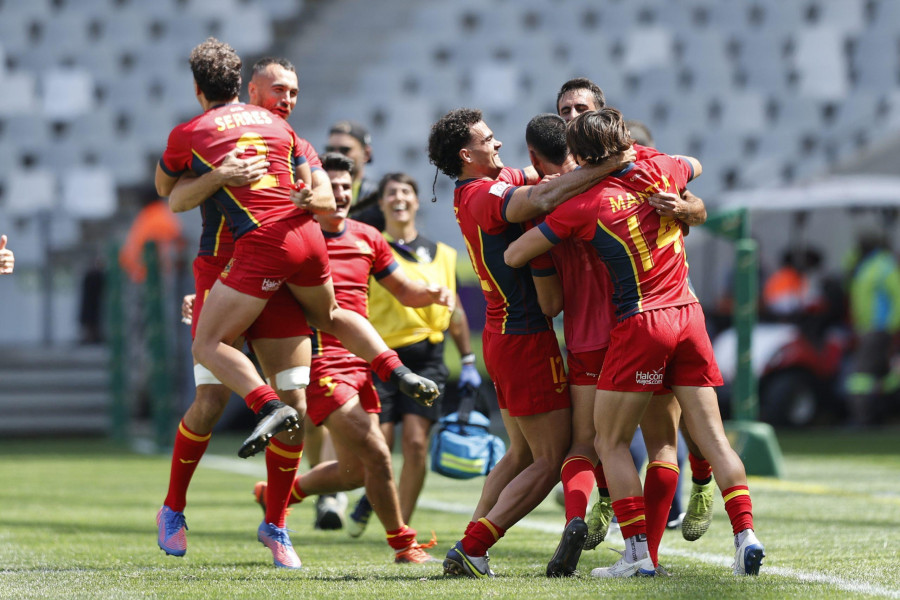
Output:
top-left (505, 108), bottom-right (764, 578)
top-left (160, 57), bottom-right (341, 553)
top-left (155, 52), bottom-right (320, 569)
top-left (427, 108), bottom-right (633, 578)
top-left (253, 153), bottom-right (450, 564)
top-left (522, 113), bottom-right (706, 576)
top-left (154, 39), bottom-right (438, 569)
top-left (556, 77), bottom-right (718, 553)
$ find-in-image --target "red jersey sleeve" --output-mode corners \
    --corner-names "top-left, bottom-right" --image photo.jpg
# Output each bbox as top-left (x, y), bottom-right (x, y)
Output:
top-left (466, 168), bottom-right (528, 232)
top-left (651, 154), bottom-right (694, 192)
top-left (539, 192), bottom-right (596, 245)
top-left (294, 135), bottom-right (322, 170)
top-left (529, 251), bottom-right (556, 275)
top-left (369, 229), bottom-right (399, 279)
top-left (159, 120), bottom-right (196, 177)
top-left (500, 167), bottom-right (527, 186)
top-left (634, 143), bottom-right (663, 161)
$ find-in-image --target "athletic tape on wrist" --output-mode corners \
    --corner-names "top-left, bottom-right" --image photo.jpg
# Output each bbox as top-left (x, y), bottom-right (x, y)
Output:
top-left (273, 366), bottom-right (310, 391)
top-left (193, 364), bottom-right (222, 386)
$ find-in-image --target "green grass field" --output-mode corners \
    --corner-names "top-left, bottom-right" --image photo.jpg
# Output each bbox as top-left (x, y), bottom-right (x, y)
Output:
top-left (1, 429), bottom-right (899, 599)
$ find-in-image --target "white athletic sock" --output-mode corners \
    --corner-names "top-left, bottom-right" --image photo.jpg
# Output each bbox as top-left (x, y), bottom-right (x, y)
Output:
top-left (624, 533), bottom-right (649, 563)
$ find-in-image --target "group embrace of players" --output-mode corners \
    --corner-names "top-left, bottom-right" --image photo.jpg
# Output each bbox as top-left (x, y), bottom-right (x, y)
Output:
top-left (154, 37), bottom-right (764, 579)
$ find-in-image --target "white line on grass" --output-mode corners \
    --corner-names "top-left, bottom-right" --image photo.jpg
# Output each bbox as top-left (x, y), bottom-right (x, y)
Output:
top-left (200, 454), bottom-right (900, 598)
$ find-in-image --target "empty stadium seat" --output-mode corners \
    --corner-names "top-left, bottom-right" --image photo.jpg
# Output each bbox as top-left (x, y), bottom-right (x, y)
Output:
top-left (41, 68), bottom-right (96, 120)
top-left (5, 169), bottom-right (56, 216)
top-left (61, 167), bottom-right (117, 219)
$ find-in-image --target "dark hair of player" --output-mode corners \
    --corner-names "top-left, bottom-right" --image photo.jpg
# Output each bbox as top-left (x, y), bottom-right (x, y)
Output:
top-left (525, 113), bottom-right (569, 166)
top-left (566, 107), bottom-right (634, 165)
top-left (556, 77), bottom-right (606, 111)
top-left (321, 152), bottom-right (356, 174)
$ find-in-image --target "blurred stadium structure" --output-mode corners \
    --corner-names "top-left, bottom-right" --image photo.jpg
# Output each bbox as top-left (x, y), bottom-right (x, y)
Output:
top-left (1, 0), bottom-right (900, 434)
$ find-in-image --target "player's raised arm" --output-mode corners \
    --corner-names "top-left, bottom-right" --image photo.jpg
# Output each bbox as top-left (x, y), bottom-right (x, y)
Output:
top-left (503, 148), bottom-right (635, 223)
top-left (504, 226), bottom-right (556, 269)
top-left (377, 269), bottom-right (453, 309)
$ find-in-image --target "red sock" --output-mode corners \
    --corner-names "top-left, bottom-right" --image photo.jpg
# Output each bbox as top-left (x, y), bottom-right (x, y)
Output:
top-left (612, 497), bottom-right (647, 540)
top-left (371, 349), bottom-right (402, 382)
top-left (594, 461), bottom-right (609, 494)
top-left (386, 524), bottom-right (417, 551)
top-left (689, 453), bottom-right (712, 483)
top-left (461, 517), bottom-right (505, 557)
top-left (723, 485), bottom-right (754, 534)
top-left (561, 456), bottom-right (595, 522)
top-left (464, 520), bottom-right (478, 536)
top-left (264, 438), bottom-right (303, 527)
top-left (644, 461), bottom-right (679, 566)
top-left (245, 384), bottom-right (280, 413)
top-left (287, 477), bottom-right (309, 506)
top-left (163, 420), bottom-right (211, 512)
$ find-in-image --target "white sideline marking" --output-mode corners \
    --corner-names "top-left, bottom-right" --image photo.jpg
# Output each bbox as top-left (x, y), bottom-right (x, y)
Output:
top-left (201, 455), bottom-right (900, 598)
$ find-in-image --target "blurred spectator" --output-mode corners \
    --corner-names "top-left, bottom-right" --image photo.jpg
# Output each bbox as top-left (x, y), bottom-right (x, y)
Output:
top-left (762, 247), bottom-right (824, 319)
top-left (844, 230), bottom-right (900, 426)
top-left (119, 193), bottom-right (185, 283)
top-left (79, 255), bottom-right (105, 345)
top-left (0, 235), bottom-right (14, 274)
top-left (326, 120), bottom-right (383, 230)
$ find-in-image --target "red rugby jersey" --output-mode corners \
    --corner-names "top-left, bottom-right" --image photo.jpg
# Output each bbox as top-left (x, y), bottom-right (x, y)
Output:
top-left (540, 154), bottom-right (697, 321)
top-left (191, 135), bottom-right (321, 258)
top-left (311, 219), bottom-right (398, 356)
top-left (160, 103), bottom-right (307, 241)
top-left (535, 144), bottom-right (665, 349)
top-left (454, 167), bottom-right (550, 335)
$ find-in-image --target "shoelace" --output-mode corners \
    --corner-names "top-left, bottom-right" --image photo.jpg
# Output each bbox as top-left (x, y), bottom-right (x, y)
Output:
top-left (690, 487), bottom-right (713, 512)
top-left (417, 531), bottom-right (438, 550)
top-left (264, 524), bottom-right (297, 546)
top-left (397, 531), bottom-right (438, 559)
top-left (166, 512), bottom-right (187, 536)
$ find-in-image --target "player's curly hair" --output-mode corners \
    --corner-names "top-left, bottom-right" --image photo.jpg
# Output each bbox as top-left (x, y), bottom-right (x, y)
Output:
top-left (566, 107), bottom-right (633, 165)
top-left (427, 108), bottom-right (483, 178)
top-left (189, 38), bottom-right (241, 102)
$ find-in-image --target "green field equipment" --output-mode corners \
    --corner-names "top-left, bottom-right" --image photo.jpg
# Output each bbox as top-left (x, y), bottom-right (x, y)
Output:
top-left (705, 209), bottom-right (784, 477)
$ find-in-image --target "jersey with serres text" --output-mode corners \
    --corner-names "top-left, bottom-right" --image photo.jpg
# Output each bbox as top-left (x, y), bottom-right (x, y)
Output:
top-left (192, 136), bottom-right (322, 258)
top-left (160, 102), bottom-right (306, 242)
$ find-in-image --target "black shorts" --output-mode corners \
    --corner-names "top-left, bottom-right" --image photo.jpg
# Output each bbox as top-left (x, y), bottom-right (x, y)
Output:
top-left (375, 339), bottom-right (448, 424)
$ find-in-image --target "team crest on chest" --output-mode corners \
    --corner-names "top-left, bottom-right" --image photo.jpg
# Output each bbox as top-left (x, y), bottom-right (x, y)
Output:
top-left (355, 240), bottom-right (373, 254)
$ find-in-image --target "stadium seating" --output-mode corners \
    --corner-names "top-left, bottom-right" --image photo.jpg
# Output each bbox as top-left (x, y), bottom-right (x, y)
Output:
top-left (1, 0), bottom-right (900, 343)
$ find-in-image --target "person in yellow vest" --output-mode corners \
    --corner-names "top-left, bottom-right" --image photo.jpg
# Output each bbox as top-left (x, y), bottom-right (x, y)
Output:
top-left (347, 172), bottom-right (481, 536)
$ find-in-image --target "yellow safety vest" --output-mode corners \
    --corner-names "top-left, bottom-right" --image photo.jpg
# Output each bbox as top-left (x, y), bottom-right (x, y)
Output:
top-left (368, 237), bottom-right (457, 349)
